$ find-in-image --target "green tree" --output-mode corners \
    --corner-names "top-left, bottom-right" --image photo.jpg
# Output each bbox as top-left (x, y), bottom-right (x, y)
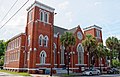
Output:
top-left (82, 34), bottom-right (97, 68)
top-left (0, 56), bottom-right (4, 66)
top-left (0, 40), bottom-right (6, 58)
top-left (0, 40), bottom-right (9, 66)
top-left (60, 32), bottom-right (76, 75)
top-left (0, 40), bottom-right (6, 66)
top-left (106, 37), bottom-right (119, 67)
top-left (116, 40), bottom-right (120, 61)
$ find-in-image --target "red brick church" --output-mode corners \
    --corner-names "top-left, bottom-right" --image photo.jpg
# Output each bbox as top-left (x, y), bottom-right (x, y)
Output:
top-left (4, 1), bottom-right (107, 74)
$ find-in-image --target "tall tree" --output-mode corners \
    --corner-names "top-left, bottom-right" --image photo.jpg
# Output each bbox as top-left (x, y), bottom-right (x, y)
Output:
top-left (60, 32), bottom-right (76, 75)
top-left (0, 40), bottom-right (5, 58)
top-left (0, 40), bottom-right (8, 66)
top-left (116, 40), bottom-right (120, 61)
top-left (82, 34), bottom-right (97, 68)
top-left (106, 37), bottom-right (119, 67)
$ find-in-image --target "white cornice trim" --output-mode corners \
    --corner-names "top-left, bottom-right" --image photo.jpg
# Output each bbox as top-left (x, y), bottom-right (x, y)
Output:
top-left (83, 25), bottom-right (102, 31)
top-left (27, 1), bottom-right (55, 12)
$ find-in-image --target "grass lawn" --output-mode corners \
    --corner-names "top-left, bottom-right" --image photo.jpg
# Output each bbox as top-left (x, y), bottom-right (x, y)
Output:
top-left (0, 69), bottom-right (31, 76)
top-left (63, 73), bottom-right (75, 76)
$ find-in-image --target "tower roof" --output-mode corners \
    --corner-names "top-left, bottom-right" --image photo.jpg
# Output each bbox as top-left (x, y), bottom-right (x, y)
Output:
top-left (27, 1), bottom-right (55, 12)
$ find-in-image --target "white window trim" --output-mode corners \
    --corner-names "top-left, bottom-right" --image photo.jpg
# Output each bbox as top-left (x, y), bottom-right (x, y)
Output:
top-left (77, 43), bottom-right (84, 64)
top-left (28, 10), bottom-right (33, 22)
top-left (18, 50), bottom-right (20, 61)
top-left (28, 35), bottom-right (30, 46)
top-left (53, 43), bottom-right (57, 64)
top-left (39, 34), bottom-right (43, 46)
top-left (39, 9), bottom-right (49, 24)
top-left (60, 45), bottom-right (65, 64)
top-left (27, 52), bottom-right (30, 60)
top-left (96, 30), bottom-right (101, 38)
top-left (40, 10), bottom-right (44, 22)
top-left (44, 12), bottom-right (49, 23)
top-left (40, 50), bottom-right (47, 64)
top-left (44, 35), bottom-right (49, 47)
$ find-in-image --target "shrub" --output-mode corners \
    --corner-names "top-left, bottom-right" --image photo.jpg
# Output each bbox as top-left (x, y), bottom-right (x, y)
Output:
top-left (112, 59), bottom-right (120, 67)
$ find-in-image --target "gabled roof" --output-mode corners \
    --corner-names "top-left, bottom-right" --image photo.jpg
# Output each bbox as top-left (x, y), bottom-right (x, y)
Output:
top-left (54, 26), bottom-right (68, 35)
top-left (54, 25), bottom-right (82, 35)
top-left (65, 27), bottom-right (77, 33)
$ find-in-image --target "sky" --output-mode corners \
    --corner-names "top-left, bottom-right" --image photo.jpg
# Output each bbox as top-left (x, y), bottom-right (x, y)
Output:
top-left (0, 0), bottom-right (120, 45)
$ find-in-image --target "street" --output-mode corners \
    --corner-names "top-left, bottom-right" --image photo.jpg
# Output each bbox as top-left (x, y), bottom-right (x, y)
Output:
top-left (81, 74), bottom-right (120, 77)
top-left (0, 72), bottom-right (120, 77)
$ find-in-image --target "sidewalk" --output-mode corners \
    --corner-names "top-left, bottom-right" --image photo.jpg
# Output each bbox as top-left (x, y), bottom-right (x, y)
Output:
top-left (30, 74), bottom-right (61, 77)
top-left (30, 73), bottom-right (82, 77)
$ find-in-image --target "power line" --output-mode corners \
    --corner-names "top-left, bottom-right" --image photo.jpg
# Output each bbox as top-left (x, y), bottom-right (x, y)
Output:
top-left (0, 0), bottom-right (19, 23)
top-left (0, 0), bottom-right (29, 30)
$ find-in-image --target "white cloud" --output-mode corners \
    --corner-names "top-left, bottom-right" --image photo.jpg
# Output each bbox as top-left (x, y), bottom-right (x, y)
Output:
top-left (65, 12), bottom-right (73, 23)
top-left (58, 1), bottom-right (69, 10)
top-left (94, 2), bottom-right (101, 6)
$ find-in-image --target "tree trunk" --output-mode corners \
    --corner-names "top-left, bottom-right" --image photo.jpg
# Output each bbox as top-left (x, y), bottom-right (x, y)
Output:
top-left (118, 51), bottom-right (120, 61)
top-left (67, 47), bottom-right (71, 75)
top-left (67, 55), bottom-right (69, 75)
top-left (100, 57), bottom-right (102, 74)
top-left (110, 50), bottom-right (112, 67)
top-left (64, 49), bottom-right (67, 68)
top-left (89, 52), bottom-right (91, 69)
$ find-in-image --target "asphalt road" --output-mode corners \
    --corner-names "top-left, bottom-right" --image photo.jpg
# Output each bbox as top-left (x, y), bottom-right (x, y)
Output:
top-left (0, 72), bottom-right (120, 77)
top-left (81, 74), bottom-right (120, 77)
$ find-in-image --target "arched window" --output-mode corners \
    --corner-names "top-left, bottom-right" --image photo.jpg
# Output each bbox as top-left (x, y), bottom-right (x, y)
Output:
top-left (60, 45), bottom-right (65, 64)
top-left (53, 43), bottom-right (57, 64)
top-left (40, 50), bottom-right (47, 64)
top-left (39, 34), bottom-right (43, 46)
top-left (40, 11), bottom-right (44, 21)
top-left (77, 43), bottom-right (84, 64)
top-left (28, 35), bottom-right (30, 46)
top-left (44, 12), bottom-right (49, 23)
top-left (44, 36), bottom-right (48, 47)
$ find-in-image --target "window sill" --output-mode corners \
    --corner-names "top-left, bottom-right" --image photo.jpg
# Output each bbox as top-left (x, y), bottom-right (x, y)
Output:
top-left (44, 46), bottom-right (48, 47)
top-left (75, 64), bottom-right (87, 66)
top-left (36, 63), bottom-right (51, 66)
top-left (54, 64), bottom-right (58, 66)
top-left (37, 19), bottom-right (51, 25)
top-left (60, 64), bottom-right (65, 65)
